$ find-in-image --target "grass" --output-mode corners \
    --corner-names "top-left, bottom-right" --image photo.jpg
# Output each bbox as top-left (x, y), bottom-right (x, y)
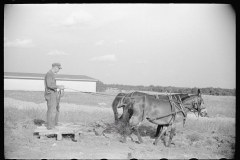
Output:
top-left (182, 116), bottom-right (235, 135)
top-left (4, 90), bottom-right (117, 107)
top-left (4, 91), bottom-right (236, 118)
top-left (202, 95), bottom-right (235, 118)
top-left (4, 105), bottom-right (113, 126)
top-left (4, 91), bottom-right (235, 135)
top-left (185, 132), bottom-right (202, 142)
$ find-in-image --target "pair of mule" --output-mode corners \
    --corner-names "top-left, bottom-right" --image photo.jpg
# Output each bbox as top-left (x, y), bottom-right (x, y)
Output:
top-left (111, 90), bottom-right (208, 147)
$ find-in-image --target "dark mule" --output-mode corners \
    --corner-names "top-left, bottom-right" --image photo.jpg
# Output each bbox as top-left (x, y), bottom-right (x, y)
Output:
top-left (112, 91), bottom-right (189, 124)
top-left (112, 91), bottom-right (157, 124)
top-left (124, 91), bottom-right (205, 147)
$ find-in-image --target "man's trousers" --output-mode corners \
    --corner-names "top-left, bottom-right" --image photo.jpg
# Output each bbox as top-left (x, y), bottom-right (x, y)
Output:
top-left (45, 91), bottom-right (58, 129)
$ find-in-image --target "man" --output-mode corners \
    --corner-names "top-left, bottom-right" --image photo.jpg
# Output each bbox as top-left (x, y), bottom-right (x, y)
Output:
top-left (44, 63), bottom-right (65, 130)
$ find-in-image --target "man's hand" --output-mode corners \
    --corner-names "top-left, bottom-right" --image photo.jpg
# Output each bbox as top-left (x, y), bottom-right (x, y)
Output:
top-left (58, 85), bottom-right (65, 90)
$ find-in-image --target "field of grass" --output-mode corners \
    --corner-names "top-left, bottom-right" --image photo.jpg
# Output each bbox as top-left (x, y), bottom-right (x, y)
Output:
top-left (4, 90), bottom-right (235, 118)
top-left (4, 90), bottom-right (117, 107)
top-left (202, 95), bottom-right (235, 118)
top-left (4, 90), bottom-right (235, 137)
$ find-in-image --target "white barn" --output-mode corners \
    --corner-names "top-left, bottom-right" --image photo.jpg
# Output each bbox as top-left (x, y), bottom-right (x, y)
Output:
top-left (4, 72), bottom-right (98, 92)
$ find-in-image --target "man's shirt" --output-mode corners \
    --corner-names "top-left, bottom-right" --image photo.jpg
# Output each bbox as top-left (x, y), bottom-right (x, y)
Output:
top-left (44, 70), bottom-right (58, 95)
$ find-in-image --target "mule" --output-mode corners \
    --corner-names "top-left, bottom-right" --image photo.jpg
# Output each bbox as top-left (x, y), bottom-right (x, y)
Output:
top-left (112, 91), bottom-right (188, 124)
top-left (112, 91), bottom-right (156, 124)
top-left (112, 91), bottom-right (190, 139)
top-left (124, 92), bottom-right (205, 147)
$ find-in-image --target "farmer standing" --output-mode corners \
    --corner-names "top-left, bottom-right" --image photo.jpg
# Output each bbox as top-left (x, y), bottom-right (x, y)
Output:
top-left (44, 63), bottom-right (65, 130)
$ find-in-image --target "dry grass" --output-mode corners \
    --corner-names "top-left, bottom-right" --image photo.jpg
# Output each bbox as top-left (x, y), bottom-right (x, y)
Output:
top-left (4, 90), bottom-right (117, 107)
top-left (4, 91), bottom-right (235, 135)
top-left (202, 95), bottom-right (235, 118)
top-left (4, 102), bottom-right (113, 125)
top-left (181, 114), bottom-right (235, 135)
top-left (186, 132), bottom-right (203, 142)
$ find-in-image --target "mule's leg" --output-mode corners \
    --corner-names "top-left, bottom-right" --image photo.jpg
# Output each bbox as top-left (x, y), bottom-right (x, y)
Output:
top-left (127, 127), bottom-right (135, 142)
top-left (154, 125), bottom-right (162, 137)
top-left (167, 123), bottom-right (176, 147)
top-left (153, 126), bottom-right (168, 145)
top-left (120, 133), bottom-right (127, 143)
top-left (120, 124), bottom-right (134, 143)
top-left (134, 126), bottom-right (143, 143)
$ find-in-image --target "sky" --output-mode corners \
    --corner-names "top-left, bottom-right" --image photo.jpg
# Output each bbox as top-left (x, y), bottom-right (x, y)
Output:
top-left (4, 4), bottom-right (235, 89)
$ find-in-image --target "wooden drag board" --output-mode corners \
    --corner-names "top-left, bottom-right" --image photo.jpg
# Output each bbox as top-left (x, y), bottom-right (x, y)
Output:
top-left (34, 123), bottom-right (83, 141)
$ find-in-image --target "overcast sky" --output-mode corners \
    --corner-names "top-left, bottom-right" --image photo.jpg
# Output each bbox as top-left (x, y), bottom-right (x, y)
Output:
top-left (4, 4), bottom-right (235, 89)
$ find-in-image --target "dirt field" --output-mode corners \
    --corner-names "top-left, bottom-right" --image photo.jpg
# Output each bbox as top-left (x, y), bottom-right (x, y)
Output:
top-left (4, 91), bottom-right (236, 159)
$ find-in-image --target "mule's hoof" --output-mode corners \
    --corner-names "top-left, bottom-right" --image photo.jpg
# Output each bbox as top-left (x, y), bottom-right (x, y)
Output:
top-left (120, 138), bottom-right (127, 143)
top-left (138, 138), bottom-right (143, 144)
top-left (153, 141), bottom-right (158, 145)
top-left (166, 143), bottom-right (172, 147)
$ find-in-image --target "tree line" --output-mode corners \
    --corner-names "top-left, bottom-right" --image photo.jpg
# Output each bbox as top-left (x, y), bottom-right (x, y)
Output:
top-left (96, 81), bottom-right (235, 96)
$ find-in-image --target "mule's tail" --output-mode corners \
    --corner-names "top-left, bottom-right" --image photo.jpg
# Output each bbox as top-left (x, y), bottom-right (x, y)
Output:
top-left (112, 98), bottom-right (122, 123)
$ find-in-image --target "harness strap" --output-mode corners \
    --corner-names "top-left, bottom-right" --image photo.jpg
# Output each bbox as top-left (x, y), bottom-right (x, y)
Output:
top-left (146, 94), bottom-right (187, 126)
top-left (168, 95), bottom-right (177, 125)
top-left (119, 92), bottom-right (132, 107)
top-left (146, 110), bottom-right (184, 122)
top-left (176, 95), bottom-right (187, 126)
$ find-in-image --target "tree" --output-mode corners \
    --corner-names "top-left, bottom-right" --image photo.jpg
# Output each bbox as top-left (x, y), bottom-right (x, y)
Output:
top-left (96, 81), bottom-right (107, 92)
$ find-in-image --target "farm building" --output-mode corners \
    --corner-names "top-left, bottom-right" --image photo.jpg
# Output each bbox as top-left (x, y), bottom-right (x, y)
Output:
top-left (4, 72), bottom-right (98, 92)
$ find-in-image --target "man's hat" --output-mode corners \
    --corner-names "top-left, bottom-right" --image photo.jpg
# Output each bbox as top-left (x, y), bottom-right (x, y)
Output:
top-left (52, 63), bottom-right (62, 69)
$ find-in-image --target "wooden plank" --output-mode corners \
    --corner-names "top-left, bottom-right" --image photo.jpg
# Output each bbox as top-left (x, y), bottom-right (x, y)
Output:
top-left (34, 122), bottom-right (83, 141)
top-left (33, 123), bottom-right (83, 142)
top-left (38, 130), bottom-right (82, 135)
top-left (34, 127), bottom-right (82, 132)
top-left (34, 127), bottom-right (82, 136)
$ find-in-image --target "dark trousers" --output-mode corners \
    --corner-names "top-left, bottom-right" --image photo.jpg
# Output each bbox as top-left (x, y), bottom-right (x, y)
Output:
top-left (45, 91), bottom-right (58, 129)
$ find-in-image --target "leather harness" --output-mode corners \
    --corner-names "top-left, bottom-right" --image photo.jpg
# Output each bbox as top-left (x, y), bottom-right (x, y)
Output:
top-left (146, 94), bottom-right (188, 127)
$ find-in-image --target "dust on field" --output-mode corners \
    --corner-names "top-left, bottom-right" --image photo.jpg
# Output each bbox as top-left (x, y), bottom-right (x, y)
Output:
top-left (4, 92), bottom-right (236, 159)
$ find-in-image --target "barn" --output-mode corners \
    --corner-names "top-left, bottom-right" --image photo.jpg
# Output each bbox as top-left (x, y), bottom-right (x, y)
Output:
top-left (4, 72), bottom-right (98, 92)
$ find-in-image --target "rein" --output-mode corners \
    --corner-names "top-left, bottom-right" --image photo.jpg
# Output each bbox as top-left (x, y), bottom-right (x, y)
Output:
top-left (65, 87), bottom-right (118, 97)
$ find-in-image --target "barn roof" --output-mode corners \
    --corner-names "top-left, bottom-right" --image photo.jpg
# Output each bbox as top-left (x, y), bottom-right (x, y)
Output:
top-left (4, 72), bottom-right (98, 82)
